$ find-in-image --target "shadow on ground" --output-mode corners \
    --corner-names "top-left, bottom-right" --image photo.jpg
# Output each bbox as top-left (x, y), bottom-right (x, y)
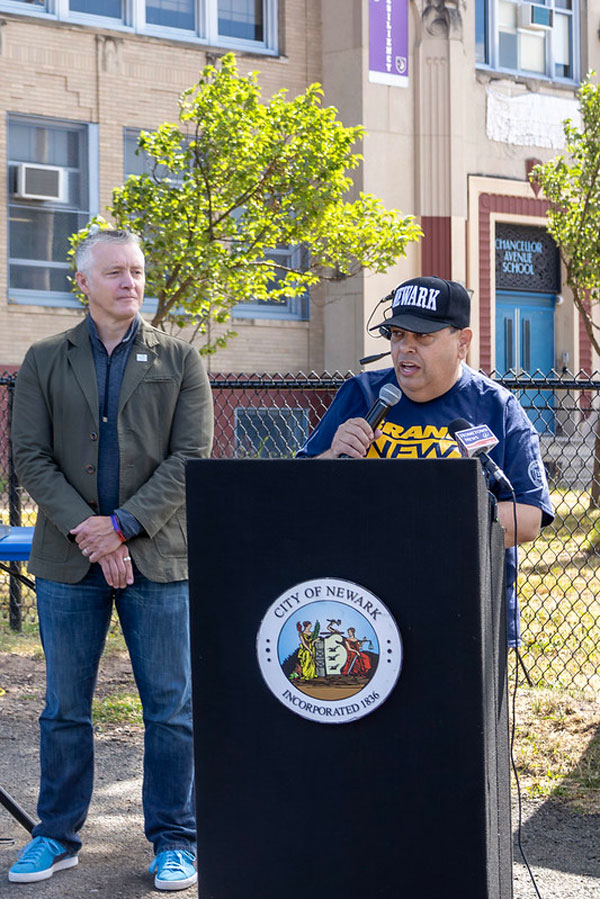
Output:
top-left (0, 720), bottom-right (157, 898)
top-left (514, 722), bottom-right (599, 881)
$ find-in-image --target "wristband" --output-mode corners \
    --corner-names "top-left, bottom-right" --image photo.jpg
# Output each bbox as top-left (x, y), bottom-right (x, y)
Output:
top-left (110, 514), bottom-right (127, 544)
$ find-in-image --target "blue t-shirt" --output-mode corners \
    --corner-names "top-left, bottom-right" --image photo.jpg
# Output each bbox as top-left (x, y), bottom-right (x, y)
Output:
top-left (298, 365), bottom-right (554, 645)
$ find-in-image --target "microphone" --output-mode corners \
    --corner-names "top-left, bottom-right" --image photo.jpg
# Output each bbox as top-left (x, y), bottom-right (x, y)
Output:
top-left (365, 383), bottom-right (403, 431)
top-left (339, 383), bottom-right (402, 457)
top-left (447, 418), bottom-right (513, 491)
top-left (359, 350), bottom-right (391, 365)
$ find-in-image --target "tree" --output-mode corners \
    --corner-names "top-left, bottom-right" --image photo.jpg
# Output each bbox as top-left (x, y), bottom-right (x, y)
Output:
top-left (70, 53), bottom-right (421, 352)
top-left (531, 75), bottom-right (600, 359)
top-left (531, 74), bottom-right (600, 505)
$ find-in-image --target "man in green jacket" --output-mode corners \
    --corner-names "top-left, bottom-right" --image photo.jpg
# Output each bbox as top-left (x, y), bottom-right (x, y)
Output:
top-left (9, 229), bottom-right (213, 891)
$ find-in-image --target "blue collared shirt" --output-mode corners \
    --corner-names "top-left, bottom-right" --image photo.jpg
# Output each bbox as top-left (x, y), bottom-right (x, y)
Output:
top-left (87, 314), bottom-right (142, 540)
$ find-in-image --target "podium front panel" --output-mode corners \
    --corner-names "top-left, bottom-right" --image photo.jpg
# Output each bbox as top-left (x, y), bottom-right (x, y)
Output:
top-left (186, 458), bottom-right (511, 899)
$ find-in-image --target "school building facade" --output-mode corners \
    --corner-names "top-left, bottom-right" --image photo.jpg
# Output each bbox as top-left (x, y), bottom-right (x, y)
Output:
top-left (0, 0), bottom-right (598, 378)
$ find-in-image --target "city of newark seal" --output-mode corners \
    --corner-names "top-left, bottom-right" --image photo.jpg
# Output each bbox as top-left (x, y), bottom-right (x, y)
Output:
top-left (256, 577), bottom-right (403, 724)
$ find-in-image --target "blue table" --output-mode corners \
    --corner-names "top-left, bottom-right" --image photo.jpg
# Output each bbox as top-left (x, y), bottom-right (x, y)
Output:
top-left (0, 527), bottom-right (34, 561)
top-left (0, 531), bottom-right (37, 831)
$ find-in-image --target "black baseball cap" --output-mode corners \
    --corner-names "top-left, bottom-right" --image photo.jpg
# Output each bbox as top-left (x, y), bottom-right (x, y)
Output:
top-left (371, 276), bottom-right (471, 337)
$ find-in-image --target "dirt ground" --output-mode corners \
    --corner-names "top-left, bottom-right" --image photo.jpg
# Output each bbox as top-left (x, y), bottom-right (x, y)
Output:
top-left (0, 650), bottom-right (598, 898)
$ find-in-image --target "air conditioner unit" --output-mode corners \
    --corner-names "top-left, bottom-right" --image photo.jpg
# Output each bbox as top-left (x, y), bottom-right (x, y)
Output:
top-left (518, 3), bottom-right (554, 30)
top-left (13, 163), bottom-right (68, 202)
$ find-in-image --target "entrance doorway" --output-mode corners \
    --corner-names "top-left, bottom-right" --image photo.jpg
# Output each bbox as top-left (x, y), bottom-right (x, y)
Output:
top-left (495, 291), bottom-right (555, 433)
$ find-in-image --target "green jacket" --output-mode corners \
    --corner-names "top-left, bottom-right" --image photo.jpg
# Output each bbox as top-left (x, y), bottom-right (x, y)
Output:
top-left (11, 317), bottom-right (214, 583)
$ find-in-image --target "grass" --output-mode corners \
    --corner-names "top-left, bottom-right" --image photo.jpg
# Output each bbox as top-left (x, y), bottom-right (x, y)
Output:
top-left (510, 681), bottom-right (600, 814)
top-left (92, 691), bottom-right (143, 729)
top-left (0, 617), bottom-right (142, 730)
top-left (518, 488), bottom-right (600, 696)
top-left (0, 609), bottom-right (128, 657)
top-left (1, 619), bottom-right (597, 813)
top-left (1, 486), bottom-right (599, 809)
top-left (0, 619), bottom-right (45, 658)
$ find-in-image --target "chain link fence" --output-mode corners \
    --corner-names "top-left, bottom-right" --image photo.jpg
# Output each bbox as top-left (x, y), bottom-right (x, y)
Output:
top-left (1, 370), bottom-right (599, 696)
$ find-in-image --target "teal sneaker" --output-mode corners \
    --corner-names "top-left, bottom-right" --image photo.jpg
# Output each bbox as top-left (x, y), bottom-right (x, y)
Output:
top-left (8, 836), bottom-right (78, 883)
top-left (149, 849), bottom-right (197, 891)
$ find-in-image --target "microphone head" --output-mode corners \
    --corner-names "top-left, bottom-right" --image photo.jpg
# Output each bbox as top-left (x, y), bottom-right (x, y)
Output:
top-left (378, 384), bottom-right (402, 407)
top-left (448, 419), bottom-right (498, 458)
top-left (448, 417), bottom-right (472, 439)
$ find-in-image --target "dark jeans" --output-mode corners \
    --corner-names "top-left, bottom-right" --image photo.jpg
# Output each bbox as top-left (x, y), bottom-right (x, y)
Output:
top-left (33, 565), bottom-right (196, 855)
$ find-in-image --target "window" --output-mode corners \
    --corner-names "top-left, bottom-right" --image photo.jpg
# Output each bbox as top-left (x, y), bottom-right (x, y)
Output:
top-left (232, 244), bottom-right (310, 321)
top-left (7, 116), bottom-right (97, 307)
top-left (475, 0), bottom-right (577, 82)
top-left (0, 0), bottom-right (278, 54)
top-left (234, 408), bottom-right (310, 458)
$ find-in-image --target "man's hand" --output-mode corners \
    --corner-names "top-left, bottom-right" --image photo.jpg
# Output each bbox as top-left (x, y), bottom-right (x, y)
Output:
top-left (99, 545), bottom-right (134, 589)
top-left (70, 516), bottom-right (122, 563)
top-left (319, 418), bottom-right (382, 459)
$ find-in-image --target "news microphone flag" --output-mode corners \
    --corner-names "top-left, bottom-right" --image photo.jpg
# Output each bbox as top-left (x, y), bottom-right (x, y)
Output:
top-left (453, 424), bottom-right (498, 459)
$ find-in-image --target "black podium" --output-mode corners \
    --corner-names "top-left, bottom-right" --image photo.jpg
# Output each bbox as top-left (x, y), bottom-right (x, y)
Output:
top-left (186, 459), bottom-right (511, 899)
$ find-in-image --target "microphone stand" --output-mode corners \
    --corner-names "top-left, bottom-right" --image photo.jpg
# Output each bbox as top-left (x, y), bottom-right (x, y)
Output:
top-left (0, 562), bottom-right (35, 591)
top-left (0, 785), bottom-right (36, 838)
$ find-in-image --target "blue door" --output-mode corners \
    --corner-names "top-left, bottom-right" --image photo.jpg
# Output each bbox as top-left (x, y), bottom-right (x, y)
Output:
top-left (495, 291), bottom-right (555, 433)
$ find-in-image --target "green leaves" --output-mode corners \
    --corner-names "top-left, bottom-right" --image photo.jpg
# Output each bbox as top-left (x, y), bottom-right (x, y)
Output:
top-left (72, 53), bottom-right (421, 352)
top-left (532, 74), bottom-right (600, 356)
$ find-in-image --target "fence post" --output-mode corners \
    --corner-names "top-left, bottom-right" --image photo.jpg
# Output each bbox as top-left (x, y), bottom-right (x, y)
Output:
top-left (7, 380), bottom-right (22, 632)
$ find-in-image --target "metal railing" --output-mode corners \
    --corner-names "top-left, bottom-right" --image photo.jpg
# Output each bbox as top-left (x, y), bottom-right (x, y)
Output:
top-left (2, 369), bottom-right (599, 695)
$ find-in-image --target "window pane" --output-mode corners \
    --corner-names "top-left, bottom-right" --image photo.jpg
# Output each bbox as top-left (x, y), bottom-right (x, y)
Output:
top-left (218, 0), bottom-right (264, 41)
top-left (124, 130), bottom-right (154, 176)
top-left (498, 31), bottom-right (518, 70)
top-left (9, 264), bottom-right (72, 293)
top-left (498, 0), bottom-right (518, 69)
top-left (70, 0), bottom-right (123, 16)
top-left (519, 31), bottom-right (546, 74)
top-left (67, 169), bottom-right (84, 208)
top-left (12, 0), bottom-right (46, 6)
top-left (8, 124), bottom-right (80, 168)
top-left (554, 13), bottom-right (572, 78)
top-left (497, 0), bottom-right (517, 29)
top-left (9, 208), bottom-right (88, 263)
top-left (146, 0), bottom-right (195, 30)
top-left (475, 0), bottom-right (488, 64)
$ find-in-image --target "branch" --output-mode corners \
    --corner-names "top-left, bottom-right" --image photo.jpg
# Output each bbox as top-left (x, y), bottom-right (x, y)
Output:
top-left (203, 136), bottom-right (294, 233)
top-left (194, 127), bottom-right (216, 241)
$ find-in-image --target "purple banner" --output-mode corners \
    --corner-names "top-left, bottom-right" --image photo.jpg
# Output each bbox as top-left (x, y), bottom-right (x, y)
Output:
top-left (369, 0), bottom-right (409, 88)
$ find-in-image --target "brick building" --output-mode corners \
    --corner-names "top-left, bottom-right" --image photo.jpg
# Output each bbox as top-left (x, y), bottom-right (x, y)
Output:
top-left (0, 0), bottom-right (598, 379)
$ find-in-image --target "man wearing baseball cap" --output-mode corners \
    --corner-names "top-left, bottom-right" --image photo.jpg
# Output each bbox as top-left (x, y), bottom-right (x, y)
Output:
top-left (298, 275), bottom-right (553, 645)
